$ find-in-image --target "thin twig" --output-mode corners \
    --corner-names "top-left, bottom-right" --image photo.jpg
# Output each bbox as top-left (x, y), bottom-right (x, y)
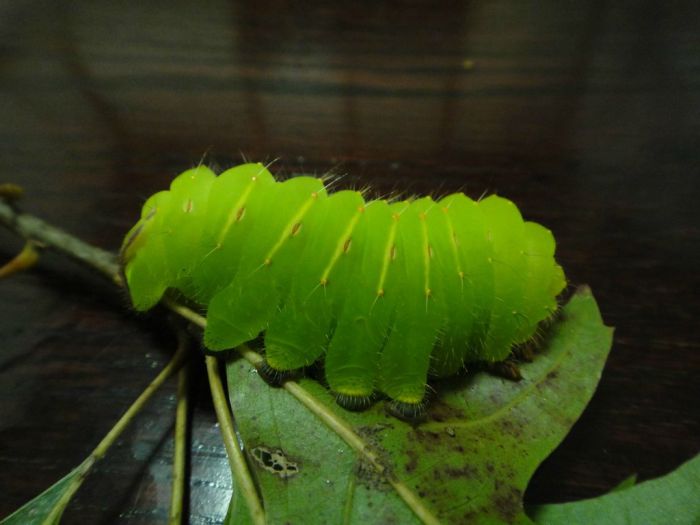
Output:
top-left (43, 328), bottom-right (189, 524)
top-left (0, 200), bottom-right (121, 284)
top-left (206, 355), bottom-right (266, 525)
top-left (169, 362), bottom-right (190, 525)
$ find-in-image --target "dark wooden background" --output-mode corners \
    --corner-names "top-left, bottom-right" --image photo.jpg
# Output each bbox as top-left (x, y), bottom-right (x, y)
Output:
top-left (1, 1), bottom-right (698, 523)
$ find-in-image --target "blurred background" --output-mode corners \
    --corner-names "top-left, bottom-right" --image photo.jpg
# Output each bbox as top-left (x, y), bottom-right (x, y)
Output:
top-left (1, 1), bottom-right (698, 523)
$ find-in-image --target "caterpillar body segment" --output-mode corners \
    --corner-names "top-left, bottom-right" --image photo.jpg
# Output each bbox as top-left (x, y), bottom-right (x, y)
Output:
top-left (121, 163), bottom-right (567, 412)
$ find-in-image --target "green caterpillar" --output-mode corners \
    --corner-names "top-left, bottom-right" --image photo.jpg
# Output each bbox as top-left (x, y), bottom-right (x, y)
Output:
top-left (121, 163), bottom-right (566, 416)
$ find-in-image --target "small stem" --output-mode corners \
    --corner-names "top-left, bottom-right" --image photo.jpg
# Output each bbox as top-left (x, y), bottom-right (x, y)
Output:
top-left (43, 328), bottom-right (189, 524)
top-left (169, 363), bottom-right (190, 525)
top-left (206, 355), bottom-right (266, 525)
top-left (0, 240), bottom-right (40, 278)
top-left (0, 200), bottom-right (121, 284)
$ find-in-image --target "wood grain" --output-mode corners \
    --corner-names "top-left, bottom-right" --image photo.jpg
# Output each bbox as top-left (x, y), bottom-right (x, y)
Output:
top-left (1, 1), bottom-right (698, 522)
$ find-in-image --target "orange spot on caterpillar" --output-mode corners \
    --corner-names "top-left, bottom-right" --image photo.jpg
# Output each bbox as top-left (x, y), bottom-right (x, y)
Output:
top-left (358, 206), bottom-right (365, 213)
top-left (442, 207), bottom-right (449, 213)
top-left (291, 222), bottom-right (302, 237)
top-left (236, 207), bottom-right (246, 222)
top-left (343, 238), bottom-right (352, 253)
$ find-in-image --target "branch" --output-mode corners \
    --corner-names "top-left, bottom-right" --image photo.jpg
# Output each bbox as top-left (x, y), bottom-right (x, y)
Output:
top-left (169, 363), bottom-right (190, 525)
top-left (0, 200), bottom-right (121, 284)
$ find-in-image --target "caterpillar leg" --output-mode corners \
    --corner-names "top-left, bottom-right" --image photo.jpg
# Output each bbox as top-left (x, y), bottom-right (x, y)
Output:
top-left (378, 301), bottom-right (442, 411)
top-left (204, 270), bottom-right (279, 350)
top-left (325, 316), bottom-right (382, 410)
top-left (260, 301), bottom-right (332, 389)
top-left (262, 302), bottom-right (329, 377)
top-left (257, 356), bottom-right (298, 386)
top-left (335, 391), bottom-right (377, 411)
top-left (387, 398), bottom-right (429, 421)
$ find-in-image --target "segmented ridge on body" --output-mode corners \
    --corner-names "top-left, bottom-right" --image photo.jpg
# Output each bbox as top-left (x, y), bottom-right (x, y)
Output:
top-left (121, 163), bottom-right (567, 412)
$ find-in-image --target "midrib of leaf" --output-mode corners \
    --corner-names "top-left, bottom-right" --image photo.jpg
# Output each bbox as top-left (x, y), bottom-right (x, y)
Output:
top-left (168, 300), bottom-right (442, 525)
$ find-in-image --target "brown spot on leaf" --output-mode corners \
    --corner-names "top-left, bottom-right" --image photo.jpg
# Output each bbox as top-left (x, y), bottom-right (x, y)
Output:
top-left (498, 418), bottom-right (523, 439)
top-left (250, 446), bottom-right (299, 479)
top-left (413, 429), bottom-right (442, 444)
top-left (444, 464), bottom-right (478, 479)
top-left (427, 398), bottom-right (466, 422)
top-left (493, 487), bottom-right (522, 522)
top-left (354, 425), bottom-right (393, 491)
top-left (405, 449), bottom-right (419, 474)
top-left (355, 457), bottom-right (390, 492)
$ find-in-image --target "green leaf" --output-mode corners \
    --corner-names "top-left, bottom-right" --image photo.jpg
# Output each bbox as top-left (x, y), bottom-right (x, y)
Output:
top-left (529, 454), bottom-right (700, 525)
top-left (609, 474), bottom-right (638, 493)
top-left (224, 286), bottom-right (614, 524)
top-left (0, 464), bottom-right (85, 525)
